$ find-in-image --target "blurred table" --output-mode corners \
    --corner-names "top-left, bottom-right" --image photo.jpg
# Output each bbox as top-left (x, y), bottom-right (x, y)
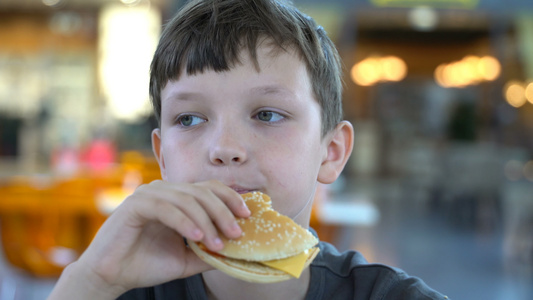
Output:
top-left (310, 189), bottom-right (380, 248)
top-left (0, 151), bottom-right (161, 279)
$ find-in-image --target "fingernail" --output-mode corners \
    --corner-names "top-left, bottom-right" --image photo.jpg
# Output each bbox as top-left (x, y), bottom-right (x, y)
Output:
top-left (213, 237), bottom-right (223, 247)
top-left (242, 203), bottom-right (251, 214)
top-left (192, 228), bottom-right (203, 239)
top-left (231, 222), bottom-right (242, 234)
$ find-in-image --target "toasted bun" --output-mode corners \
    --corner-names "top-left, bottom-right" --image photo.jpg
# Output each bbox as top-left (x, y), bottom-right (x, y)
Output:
top-left (186, 191), bottom-right (320, 283)
top-left (217, 192), bottom-right (318, 261)
top-left (188, 241), bottom-right (320, 283)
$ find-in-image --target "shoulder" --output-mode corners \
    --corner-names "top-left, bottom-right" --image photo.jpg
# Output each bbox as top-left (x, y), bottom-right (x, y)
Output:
top-left (311, 240), bottom-right (368, 275)
top-left (308, 241), bottom-right (449, 300)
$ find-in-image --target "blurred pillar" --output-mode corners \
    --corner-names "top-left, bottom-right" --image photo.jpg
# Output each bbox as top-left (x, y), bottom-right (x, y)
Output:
top-left (516, 13), bottom-right (533, 80)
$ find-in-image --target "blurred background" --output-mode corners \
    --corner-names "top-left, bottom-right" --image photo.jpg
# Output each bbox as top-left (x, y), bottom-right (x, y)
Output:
top-left (0, 0), bottom-right (532, 299)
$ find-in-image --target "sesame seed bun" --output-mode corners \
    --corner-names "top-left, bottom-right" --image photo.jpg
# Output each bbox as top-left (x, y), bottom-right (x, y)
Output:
top-left (187, 191), bottom-right (319, 283)
top-left (188, 240), bottom-right (319, 283)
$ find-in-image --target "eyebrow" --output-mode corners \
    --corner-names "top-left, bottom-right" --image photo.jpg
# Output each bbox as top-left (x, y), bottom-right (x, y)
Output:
top-left (163, 91), bottom-right (204, 103)
top-left (163, 84), bottom-right (296, 104)
top-left (250, 85), bottom-right (296, 98)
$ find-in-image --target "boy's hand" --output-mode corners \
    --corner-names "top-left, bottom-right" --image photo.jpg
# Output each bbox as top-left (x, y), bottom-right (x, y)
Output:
top-left (48, 180), bottom-right (250, 299)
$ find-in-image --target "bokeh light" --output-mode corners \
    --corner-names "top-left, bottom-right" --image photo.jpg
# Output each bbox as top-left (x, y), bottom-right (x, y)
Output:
top-left (478, 55), bottom-right (501, 81)
top-left (351, 55), bottom-right (407, 86)
top-left (98, 4), bottom-right (160, 122)
top-left (504, 81), bottom-right (527, 108)
top-left (434, 55), bottom-right (501, 88)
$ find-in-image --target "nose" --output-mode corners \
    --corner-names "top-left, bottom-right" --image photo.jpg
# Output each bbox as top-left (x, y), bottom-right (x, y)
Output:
top-left (208, 125), bottom-right (248, 166)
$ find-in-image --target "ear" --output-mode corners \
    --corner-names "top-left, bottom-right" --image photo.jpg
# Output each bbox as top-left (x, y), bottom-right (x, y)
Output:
top-left (317, 121), bottom-right (354, 184)
top-left (151, 128), bottom-right (168, 180)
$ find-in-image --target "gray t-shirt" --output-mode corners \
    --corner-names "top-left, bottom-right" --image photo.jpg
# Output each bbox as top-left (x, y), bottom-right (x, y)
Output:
top-left (117, 240), bottom-right (448, 299)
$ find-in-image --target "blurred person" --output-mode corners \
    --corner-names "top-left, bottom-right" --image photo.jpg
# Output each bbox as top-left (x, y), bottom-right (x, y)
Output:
top-left (48, 0), bottom-right (447, 299)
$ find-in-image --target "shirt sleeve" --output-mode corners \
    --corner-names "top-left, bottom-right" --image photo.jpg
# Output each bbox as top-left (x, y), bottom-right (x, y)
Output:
top-left (116, 286), bottom-right (154, 300)
top-left (383, 274), bottom-right (449, 300)
top-left (307, 241), bottom-right (449, 300)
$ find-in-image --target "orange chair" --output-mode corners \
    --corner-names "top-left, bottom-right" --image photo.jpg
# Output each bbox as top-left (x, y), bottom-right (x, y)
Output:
top-left (0, 152), bottom-right (162, 278)
top-left (0, 177), bottom-right (61, 276)
top-left (0, 176), bottom-right (106, 277)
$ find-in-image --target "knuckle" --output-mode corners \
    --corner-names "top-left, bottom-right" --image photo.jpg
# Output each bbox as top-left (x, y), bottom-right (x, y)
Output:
top-left (205, 179), bottom-right (220, 185)
top-left (201, 179), bottom-right (224, 189)
top-left (175, 214), bottom-right (192, 230)
top-left (135, 182), bottom-right (157, 194)
top-left (152, 197), bottom-right (171, 213)
top-left (148, 179), bottom-right (163, 186)
top-left (213, 208), bottom-right (235, 225)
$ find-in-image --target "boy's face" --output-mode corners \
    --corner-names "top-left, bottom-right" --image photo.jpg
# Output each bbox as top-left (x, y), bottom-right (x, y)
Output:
top-left (152, 43), bottom-right (329, 224)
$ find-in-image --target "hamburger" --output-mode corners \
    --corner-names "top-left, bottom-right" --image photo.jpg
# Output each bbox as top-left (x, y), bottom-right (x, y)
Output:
top-left (187, 191), bottom-right (320, 283)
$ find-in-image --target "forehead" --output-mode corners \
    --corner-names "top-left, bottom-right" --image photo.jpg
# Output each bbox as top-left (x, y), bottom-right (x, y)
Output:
top-left (158, 47), bottom-right (317, 120)
top-left (191, 38), bottom-right (306, 77)
top-left (163, 42), bottom-right (311, 95)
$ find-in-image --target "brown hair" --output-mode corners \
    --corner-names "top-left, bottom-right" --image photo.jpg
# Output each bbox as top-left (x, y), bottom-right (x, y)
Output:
top-left (149, 0), bottom-right (343, 135)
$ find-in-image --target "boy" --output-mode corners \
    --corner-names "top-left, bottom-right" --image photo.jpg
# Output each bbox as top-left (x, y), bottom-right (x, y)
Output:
top-left (48, 0), bottom-right (447, 299)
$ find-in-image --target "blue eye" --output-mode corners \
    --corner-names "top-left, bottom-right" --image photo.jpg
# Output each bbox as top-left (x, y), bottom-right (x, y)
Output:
top-left (177, 115), bottom-right (206, 127)
top-left (256, 111), bottom-right (284, 122)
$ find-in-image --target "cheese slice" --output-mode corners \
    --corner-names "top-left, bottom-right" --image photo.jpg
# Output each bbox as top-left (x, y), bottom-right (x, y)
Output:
top-left (196, 242), bottom-right (318, 279)
top-left (260, 248), bottom-right (316, 278)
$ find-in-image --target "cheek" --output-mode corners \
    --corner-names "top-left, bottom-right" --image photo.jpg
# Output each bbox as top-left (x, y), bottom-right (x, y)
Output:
top-left (264, 135), bottom-right (323, 214)
top-left (161, 140), bottom-right (202, 182)
top-left (265, 130), bottom-right (323, 173)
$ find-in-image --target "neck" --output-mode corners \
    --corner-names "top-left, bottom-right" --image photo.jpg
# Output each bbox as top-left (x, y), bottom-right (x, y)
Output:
top-left (203, 268), bottom-right (311, 300)
top-left (291, 200), bottom-right (313, 229)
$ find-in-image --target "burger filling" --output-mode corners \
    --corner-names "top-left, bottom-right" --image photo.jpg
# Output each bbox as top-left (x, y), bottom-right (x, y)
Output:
top-left (197, 243), bottom-right (318, 278)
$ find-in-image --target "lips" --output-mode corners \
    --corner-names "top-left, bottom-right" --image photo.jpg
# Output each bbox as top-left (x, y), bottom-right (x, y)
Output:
top-left (229, 186), bottom-right (257, 194)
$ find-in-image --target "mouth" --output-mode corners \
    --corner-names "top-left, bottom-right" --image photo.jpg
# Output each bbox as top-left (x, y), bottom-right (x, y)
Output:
top-left (230, 186), bottom-right (258, 194)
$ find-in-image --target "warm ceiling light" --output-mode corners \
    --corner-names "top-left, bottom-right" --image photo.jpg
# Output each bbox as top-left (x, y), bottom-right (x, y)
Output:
top-left (360, 58), bottom-right (382, 83)
top-left (454, 61), bottom-right (474, 87)
top-left (461, 56), bottom-right (481, 84)
top-left (434, 64), bottom-right (450, 88)
top-left (504, 81), bottom-right (526, 108)
top-left (381, 56), bottom-right (407, 82)
top-left (477, 56), bottom-right (501, 81)
top-left (435, 55), bottom-right (501, 88)
top-left (351, 55), bottom-right (407, 86)
top-left (351, 57), bottom-right (380, 86)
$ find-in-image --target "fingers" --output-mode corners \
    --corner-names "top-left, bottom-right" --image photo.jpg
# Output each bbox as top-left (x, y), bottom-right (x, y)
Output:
top-left (182, 181), bottom-right (251, 238)
top-left (132, 196), bottom-right (205, 241)
top-left (130, 180), bottom-right (250, 252)
top-left (198, 180), bottom-right (251, 219)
